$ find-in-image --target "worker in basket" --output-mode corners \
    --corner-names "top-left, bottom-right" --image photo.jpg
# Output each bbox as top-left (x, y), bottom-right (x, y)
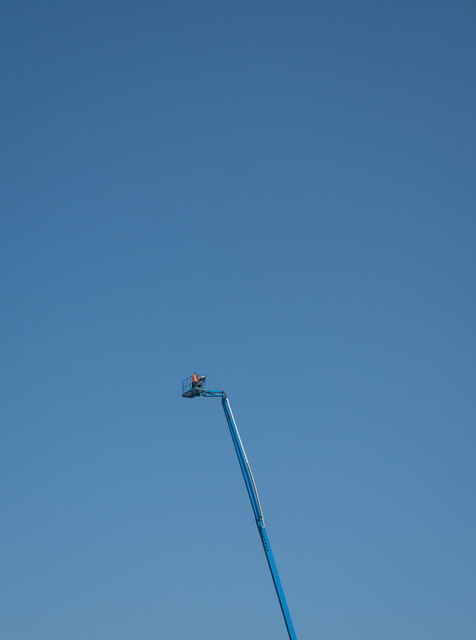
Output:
top-left (192, 373), bottom-right (205, 389)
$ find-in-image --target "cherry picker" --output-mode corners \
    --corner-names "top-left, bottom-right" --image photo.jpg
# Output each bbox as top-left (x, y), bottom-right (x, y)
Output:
top-left (182, 375), bottom-right (298, 640)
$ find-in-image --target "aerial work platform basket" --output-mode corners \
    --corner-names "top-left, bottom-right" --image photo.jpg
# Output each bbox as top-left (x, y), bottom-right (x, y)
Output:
top-left (182, 375), bottom-right (206, 398)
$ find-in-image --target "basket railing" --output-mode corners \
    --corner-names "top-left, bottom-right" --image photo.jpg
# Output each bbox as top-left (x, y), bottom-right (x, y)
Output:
top-left (182, 375), bottom-right (206, 395)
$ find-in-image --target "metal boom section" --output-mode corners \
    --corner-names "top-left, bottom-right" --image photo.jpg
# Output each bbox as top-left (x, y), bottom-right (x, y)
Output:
top-left (196, 387), bottom-right (298, 640)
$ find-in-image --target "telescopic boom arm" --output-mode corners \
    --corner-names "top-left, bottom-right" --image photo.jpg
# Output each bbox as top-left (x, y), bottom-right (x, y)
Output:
top-left (182, 378), bottom-right (297, 640)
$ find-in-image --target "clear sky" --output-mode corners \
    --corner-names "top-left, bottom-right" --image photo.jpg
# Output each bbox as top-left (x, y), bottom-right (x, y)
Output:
top-left (1, 1), bottom-right (475, 639)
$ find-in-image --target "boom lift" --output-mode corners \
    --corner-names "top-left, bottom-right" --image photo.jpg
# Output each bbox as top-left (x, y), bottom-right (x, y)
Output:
top-left (182, 375), bottom-right (298, 640)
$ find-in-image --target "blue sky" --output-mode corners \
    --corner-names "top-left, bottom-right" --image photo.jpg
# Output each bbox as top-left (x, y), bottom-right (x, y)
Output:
top-left (1, 1), bottom-right (475, 638)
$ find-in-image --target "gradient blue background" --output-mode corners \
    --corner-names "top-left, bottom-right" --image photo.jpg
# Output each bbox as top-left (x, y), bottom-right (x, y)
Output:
top-left (1, 1), bottom-right (475, 638)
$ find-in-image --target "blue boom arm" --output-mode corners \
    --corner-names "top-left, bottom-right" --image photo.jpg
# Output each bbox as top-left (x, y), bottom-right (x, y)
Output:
top-left (201, 389), bottom-right (297, 640)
